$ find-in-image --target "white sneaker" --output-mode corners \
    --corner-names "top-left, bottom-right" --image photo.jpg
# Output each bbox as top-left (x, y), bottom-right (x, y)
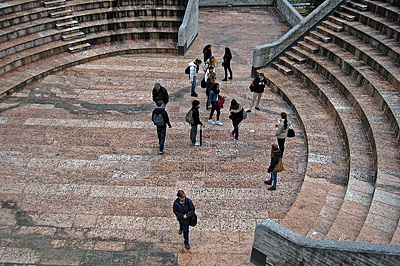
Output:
top-left (194, 142), bottom-right (200, 146)
top-left (208, 119), bottom-right (215, 124)
top-left (216, 120), bottom-right (223, 126)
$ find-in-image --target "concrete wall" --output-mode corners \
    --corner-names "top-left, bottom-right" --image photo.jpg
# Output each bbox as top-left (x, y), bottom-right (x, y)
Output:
top-left (276, 0), bottom-right (303, 27)
top-left (178, 0), bottom-right (199, 55)
top-left (251, 219), bottom-right (400, 266)
top-left (252, 0), bottom-right (346, 74)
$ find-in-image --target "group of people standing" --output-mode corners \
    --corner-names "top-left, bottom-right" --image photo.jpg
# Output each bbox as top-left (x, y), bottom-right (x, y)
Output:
top-left (150, 45), bottom-right (293, 249)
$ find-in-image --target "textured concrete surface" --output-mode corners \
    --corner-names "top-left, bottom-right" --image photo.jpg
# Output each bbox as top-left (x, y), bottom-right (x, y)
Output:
top-left (0, 6), bottom-right (303, 266)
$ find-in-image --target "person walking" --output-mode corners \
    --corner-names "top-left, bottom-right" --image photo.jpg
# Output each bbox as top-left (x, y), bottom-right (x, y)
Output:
top-left (229, 99), bottom-right (244, 141)
top-left (247, 73), bottom-right (266, 112)
top-left (152, 83), bottom-right (169, 109)
top-left (275, 112), bottom-right (291, 157)
top-left (222, 47), bottom-right (232, 81)
top-left (173, 190), bottom-right (195, 250)
top-left (203, 44), bottom-right (212, 63)
top-left (152, 100), bottom-right (172, 154)
top-left (189, 59), bottom-right (202, 97)
top-left (190, 100), bottom-right (203, 146)
top-left (264, 144), bottom-right (282, 190)
top-left (208, 83), bottom-right (223, 126)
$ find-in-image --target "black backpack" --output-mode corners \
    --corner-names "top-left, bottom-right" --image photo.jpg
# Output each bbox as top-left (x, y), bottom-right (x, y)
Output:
top-left (185, 109), bottom-right (194, 124)
top-left (185, 66), bottom-right (190, 74)
top-left (153, 112), bottom-right (164, 126)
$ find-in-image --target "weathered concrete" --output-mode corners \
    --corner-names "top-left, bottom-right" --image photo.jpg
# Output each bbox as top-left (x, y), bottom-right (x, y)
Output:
top-left (252, 0), bottom-right (346, 75)
top-left (178, 0), bottom-right (199, 55)
top-left (251, 219), bottom-right (400, 266)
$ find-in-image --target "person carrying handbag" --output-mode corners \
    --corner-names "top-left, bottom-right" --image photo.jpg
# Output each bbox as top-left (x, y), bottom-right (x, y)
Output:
top-left (264, 144), bottom-right (283, 190)
top-left (173, 190), bottom-right (196, 249)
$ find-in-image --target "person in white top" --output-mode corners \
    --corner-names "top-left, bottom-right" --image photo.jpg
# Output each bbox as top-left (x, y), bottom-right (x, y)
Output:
top-left (275, 112), bottom-right (291, 157)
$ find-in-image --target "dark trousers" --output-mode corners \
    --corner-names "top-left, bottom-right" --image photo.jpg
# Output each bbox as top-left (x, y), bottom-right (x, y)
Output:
top-left (209, 102), bottom-right (220, 121)
top-left (224, 64), bottom-right (232, 79)
top-left (190, 125), bottom-right (198, 144)
top-left (157, 126), bottom-right (166, 152)
top-left (277, 137), bottom-right (286, 157)
top-left (232, 121), bottom-right (240, 139)
top-left (179, 219), bottom-right (190, 245)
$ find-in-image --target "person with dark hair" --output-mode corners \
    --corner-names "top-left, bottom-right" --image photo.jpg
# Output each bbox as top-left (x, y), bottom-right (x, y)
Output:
top-left (188, 59), bottom-right (202, 97)
top-left (152, 100), bottom-right (172, 154)
top-left (173, 190), bottom-right (195, 249)
top-left (222, 47), bottom-right (232, 81)
top-left (203, 56), bottom-right (216, 74)
top-left (205, 71), bottom-right (216, 110)
top-left (203, 44), bottom-right (212, 63)
top-left (152, 83), bottom-right (169, 109)
top-left (247, 73), bottom-right (266, 112)
top-left (190, 100), bottom-right (203, 146)
top-left (265, 144), bottom-right (282, 190)
top-left (275, 112), bottom-right (291, 157)
top-left (208, 83), bottom-right (223, 126)
top-left (229, 99), bottom-right (244, 141)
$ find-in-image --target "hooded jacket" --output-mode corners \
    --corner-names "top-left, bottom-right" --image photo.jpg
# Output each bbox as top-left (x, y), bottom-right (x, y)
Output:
top-left (229, 103), bottom-right (244, 122)
top-left (189, 61), bottom-right (198, 82)
top-left (152, 107), bottom-right (171, 128)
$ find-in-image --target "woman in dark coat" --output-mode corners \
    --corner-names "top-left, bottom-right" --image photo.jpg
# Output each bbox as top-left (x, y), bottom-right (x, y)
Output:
top-left (265, 144), bottom-right (282, 190)
top-left (173, 190), bottom-right (195, 249)
top-left (203, 44), bottom-right (212, 63)
top-left (229, 99), bottom-right (244, 141)
top-left (222, 47), bottom-right (232, 81)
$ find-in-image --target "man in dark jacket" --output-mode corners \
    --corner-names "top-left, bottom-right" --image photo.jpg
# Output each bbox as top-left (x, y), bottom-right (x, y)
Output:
top-left (152, 100), bottom-right (172, 154)
top-left (152, 83), bottom-right (169, 109)
top-left (173, 190), bottom-right (195, 249)
top-left (190, 100), bottom-right (203, 146)
top-left (247, 73), bottom-right (266, 112)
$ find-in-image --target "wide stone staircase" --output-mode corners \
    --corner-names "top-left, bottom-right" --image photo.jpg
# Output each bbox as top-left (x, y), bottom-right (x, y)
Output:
top-left (268, 0), bottom-right (400, 245)
top-left (0, 0), bottom-right (186, 98)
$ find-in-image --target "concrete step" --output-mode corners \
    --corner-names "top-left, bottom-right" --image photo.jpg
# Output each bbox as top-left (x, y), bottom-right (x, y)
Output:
top-left (272, 62), bottom-right (293, 75)
top-left (322, 20), bottom-right (344, 32)
top-left (50, 8), bottom-right (72, 18)
top-left (62, 31), bottom-right (85, 41)
top-left (347, 1), bottom-right (368, 11)
top-left (285, 51), bottom-right (306, 64)
top-left (334, 10), bottom-right (357, 21)
top-left (44, 0), bottom-right (66, 8)
top-left (309, 31), bottom-right (331, 43)
top-left (298, 40), bottom-right (319, 53)
top-left (361, 0), bottom-right (400, 22)
top-left (68, 43), bottom-right (91, 53)
top-left (56, 19), bottom-right (78, 29)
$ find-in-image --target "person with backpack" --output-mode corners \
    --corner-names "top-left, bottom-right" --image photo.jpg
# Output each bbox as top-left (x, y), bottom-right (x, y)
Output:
top-left (208, 83), bottom-right (223, 126)
top-left (152, 100), bottom-right (172, 154)
top-left (188, 100), bottom-right (203, 146)
top-left (246, 72), bottom-right (266, 112)
top-left (152, 83), bottom-right (169, 109)
top-left (229, 99), bottom-right (244, 141)
top-left (265, 144), bottom-right (283, 190)
top-left (188, 59), bottom-right (202, 97)
top-left (173, 190), bottom-right (196, 250)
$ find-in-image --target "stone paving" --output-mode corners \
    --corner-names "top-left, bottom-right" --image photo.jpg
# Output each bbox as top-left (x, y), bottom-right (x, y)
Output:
top-left (0, 6), bottom-right (305, 265)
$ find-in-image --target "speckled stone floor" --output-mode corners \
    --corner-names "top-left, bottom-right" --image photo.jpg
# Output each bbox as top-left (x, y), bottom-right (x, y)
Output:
top-left (0, 6), bottom-right (305, 266)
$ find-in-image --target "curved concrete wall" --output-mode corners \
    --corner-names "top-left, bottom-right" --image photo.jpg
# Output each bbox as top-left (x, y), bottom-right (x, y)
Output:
top-left (251, 219), bottom-right (400, 266)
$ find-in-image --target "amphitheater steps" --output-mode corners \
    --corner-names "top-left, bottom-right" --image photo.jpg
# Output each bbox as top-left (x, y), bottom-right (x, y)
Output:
top-left (312, 26), bottom-right (400, 143)
top-left (276, 55), bottom-right (375, 241)
top-left (0, 41), bottom-right (178, 98)
top-left (265, 68), bottom-right (349, 239)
